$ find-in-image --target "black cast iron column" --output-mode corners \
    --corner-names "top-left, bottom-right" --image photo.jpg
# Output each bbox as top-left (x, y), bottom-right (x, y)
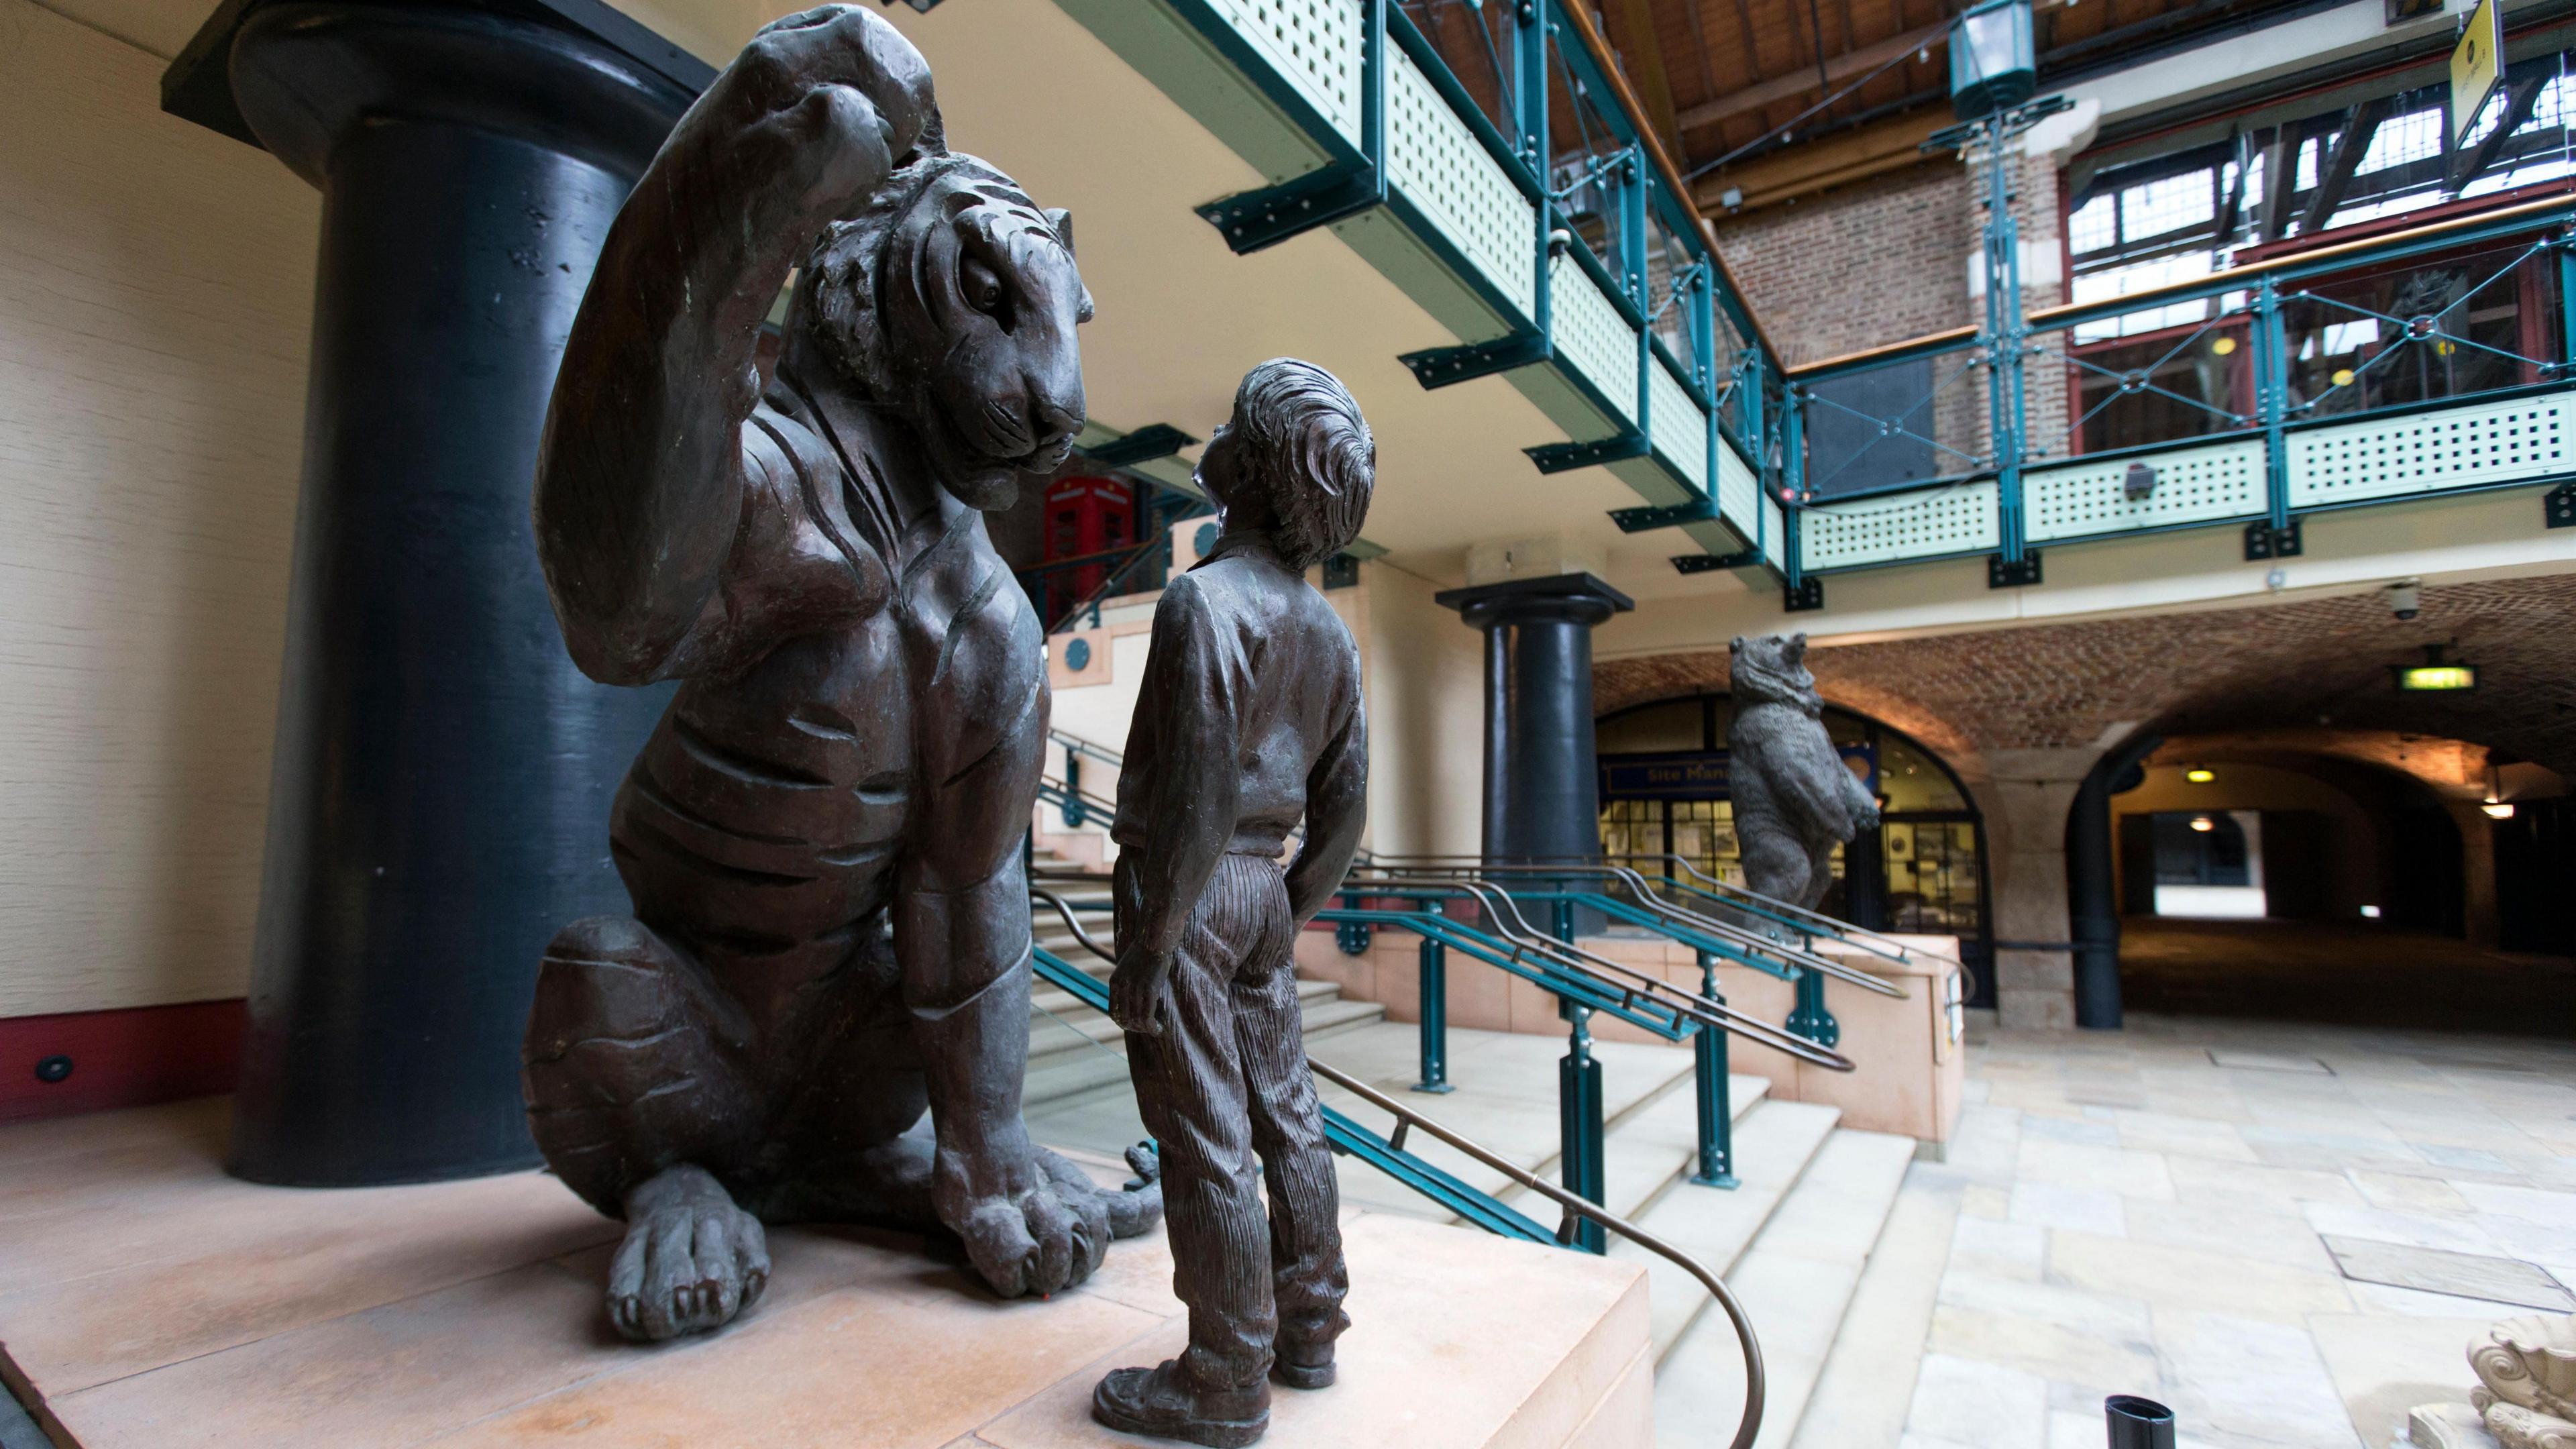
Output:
top-left (2068, 733), bottom-right (2161, 1032)
top-left (170, 3), bottom-right (698, 1184)
top-left (1436, 573), bottom-right (1635, 872)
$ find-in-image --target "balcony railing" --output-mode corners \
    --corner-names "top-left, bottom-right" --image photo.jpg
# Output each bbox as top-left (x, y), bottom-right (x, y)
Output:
top-left (1778, 193), bottom-right (2576, 590)
top-left (1057, 0), bottom-right (1784, 566)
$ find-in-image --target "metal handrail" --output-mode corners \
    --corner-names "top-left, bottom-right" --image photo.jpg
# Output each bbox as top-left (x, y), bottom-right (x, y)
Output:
top-left (1354, 857), bottom-right (1909, 1000)
top-left (1043, 869), bottom-right (1851, 1072)
top-left (1311, 1059), bottom-right (1769, 1449)
top-left (1026, 884), bottom-right (1769, 1449)
top-left (1599, 852), bottom-right (1924, 963)
top-left (1050, 728), bottom-right (1124, 768)
top-left (1362, 851), bottom-right (1919, 973)
top-left (1789, 192), bottom-right (2576, 378)
top-left (1350, 875), bottom-right (1856, 1070)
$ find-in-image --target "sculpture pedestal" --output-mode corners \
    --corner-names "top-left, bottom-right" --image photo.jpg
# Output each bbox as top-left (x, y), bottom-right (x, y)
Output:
top-left (0, 1102), bottom-right (1654, 1448)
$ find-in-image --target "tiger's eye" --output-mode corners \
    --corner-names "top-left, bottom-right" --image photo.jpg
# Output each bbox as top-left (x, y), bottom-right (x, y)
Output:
top-left (960, 257), bottom-right (1004, 313)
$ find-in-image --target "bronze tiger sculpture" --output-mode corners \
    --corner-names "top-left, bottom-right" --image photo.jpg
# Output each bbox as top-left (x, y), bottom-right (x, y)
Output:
top-left (521, 4), bottom-right (1157, 1342)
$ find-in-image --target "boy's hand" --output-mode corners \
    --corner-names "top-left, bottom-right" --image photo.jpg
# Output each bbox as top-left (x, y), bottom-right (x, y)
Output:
top-left (1109, 948), bottom-right (1177, 1037)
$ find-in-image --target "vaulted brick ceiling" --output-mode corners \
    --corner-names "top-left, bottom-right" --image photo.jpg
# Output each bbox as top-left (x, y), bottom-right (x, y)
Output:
top-left (1595, 574), bottom-right (2576, 775)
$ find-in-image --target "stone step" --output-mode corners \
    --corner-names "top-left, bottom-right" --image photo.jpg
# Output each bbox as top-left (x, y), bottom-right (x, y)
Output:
top-left (1608, 1097), bottom-right (1845, 1358)
top-left (1783, 1173), bottom-right (1960, 1449)
top-left (1310, 1022), bottom-right (1707, 1224)
top-left (1648, 1127), bottom-right (1920, 1449)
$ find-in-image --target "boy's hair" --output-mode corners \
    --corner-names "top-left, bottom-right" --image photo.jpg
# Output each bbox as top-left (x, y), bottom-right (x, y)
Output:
top-left (1230, 359), bottom-right (1375, 571)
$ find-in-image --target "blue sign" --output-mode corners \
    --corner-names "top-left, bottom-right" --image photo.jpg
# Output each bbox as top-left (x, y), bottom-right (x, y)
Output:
top-left (1599, 745), bottom-right (1878, 802)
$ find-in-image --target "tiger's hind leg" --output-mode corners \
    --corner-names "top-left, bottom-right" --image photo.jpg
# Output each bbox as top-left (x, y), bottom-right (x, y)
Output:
top-left (522, 916), bottom-right (772, 1342)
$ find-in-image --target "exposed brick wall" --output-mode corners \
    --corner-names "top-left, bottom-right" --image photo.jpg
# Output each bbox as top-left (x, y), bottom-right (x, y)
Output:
top-left (1714, 148), bottom-right (2067, 479)
top-left (1596, 574), bottom-right (2576, 777)
top-left (1716, 162), bottom-right (1974, 368)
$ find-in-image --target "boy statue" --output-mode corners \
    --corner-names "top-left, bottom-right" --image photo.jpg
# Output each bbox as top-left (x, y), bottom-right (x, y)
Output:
top-left (1092, 360), bottom-right (1376, 1447)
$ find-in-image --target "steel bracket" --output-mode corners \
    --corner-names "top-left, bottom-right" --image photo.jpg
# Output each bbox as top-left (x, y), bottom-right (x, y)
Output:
top-left (2243, 519), bottom-right (2304, 559)
top-left (1527, 430), bottom-right (1648, 474)
top-left (1611, 496), bottom-right (1718, 532)
top-left (1988, 551), bottom-right (2043, 588)
top-left (1195, 160), bottom-right (1384, 256)
top-left (1672, 548), bottom-right (1764, 574)
top-left (1401, 331), bottom-right (1549, 390)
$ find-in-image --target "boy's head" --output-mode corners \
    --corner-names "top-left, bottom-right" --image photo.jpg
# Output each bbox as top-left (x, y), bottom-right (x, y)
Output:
top-left (1195, 359), bottom-right (1375, 571)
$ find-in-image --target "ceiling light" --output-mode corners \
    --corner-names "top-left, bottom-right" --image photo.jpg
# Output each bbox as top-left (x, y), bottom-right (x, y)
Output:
top-left (2185, 767), bottom-right (2215, 783)
top-left (2189, 816), bottom-right (2216, 833)
top-left (2483, 802), bottom-right (2516, 820)
top-left (2394, 642), bottom-right (2474, 691)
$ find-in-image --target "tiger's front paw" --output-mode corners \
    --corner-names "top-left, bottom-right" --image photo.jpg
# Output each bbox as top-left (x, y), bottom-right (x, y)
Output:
top-left (937, 1141), bottom-right (1112, 1297)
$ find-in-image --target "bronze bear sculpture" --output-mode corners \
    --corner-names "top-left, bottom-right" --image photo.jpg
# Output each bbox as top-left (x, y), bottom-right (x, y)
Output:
top-left (1726, 632), bottom-right (1880, 912)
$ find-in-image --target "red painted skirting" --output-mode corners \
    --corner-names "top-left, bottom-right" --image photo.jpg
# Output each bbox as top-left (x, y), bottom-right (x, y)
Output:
top-left (0, 999), bottom-right (246, 1124)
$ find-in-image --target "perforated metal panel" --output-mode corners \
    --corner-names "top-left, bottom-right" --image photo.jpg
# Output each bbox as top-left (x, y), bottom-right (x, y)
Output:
top-left (1386, 47), bottom-right (1534, 320)
top-left (1550, 255), bottom-right (1637, 425)
top-left (1799, 482), bottom-right (2000, 570)
top-left (1202, 0), bottom-right (1364, 145)
top-left (1719, 433), bottom-right (1761, 543)
top-left (2023, 438), bottom-right (2266, 543)
top-left (2288, 391), bottom-right (2575, 507)
top-left (1648, 356), bottom-right (1706, 492)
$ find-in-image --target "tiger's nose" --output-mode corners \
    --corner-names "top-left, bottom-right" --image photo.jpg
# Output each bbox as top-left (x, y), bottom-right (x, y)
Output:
top-left (1030, 396), bottom-right (1082, 453)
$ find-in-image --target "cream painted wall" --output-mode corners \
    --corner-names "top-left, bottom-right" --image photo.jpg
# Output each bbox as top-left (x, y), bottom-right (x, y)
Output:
top-left (1358, 564), bottom-right (1483, 859)
top-left (1042, 559), bottom-right (1485, 861)
top-left (0, 0), bottom-right (318, 1015)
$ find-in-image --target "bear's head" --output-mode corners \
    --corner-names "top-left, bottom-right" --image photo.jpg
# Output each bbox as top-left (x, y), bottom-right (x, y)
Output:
top-left (1729, 633), bottom-right (1821, 714)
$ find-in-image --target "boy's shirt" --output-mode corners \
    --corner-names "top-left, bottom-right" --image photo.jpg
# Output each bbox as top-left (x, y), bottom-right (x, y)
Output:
top-left (1110, 535), bottom-right (1366, 962)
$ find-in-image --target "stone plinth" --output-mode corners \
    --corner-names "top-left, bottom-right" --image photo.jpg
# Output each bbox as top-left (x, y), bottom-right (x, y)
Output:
top-left (0, 1100), bottom-right (1652, 1448)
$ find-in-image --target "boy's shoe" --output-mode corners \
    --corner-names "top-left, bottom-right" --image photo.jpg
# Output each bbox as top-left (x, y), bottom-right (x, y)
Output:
top-left (1092, 1359), bottom-right (1271, 1447)
top-left (1270, 1340), bottom-right (1336, 1390)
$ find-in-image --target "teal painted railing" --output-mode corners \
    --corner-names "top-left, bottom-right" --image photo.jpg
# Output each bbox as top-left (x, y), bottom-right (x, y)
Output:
top-left (1779, 193), bottom-right (2576, 594)
top-left (1055, 0), bottom-right (1784, 568)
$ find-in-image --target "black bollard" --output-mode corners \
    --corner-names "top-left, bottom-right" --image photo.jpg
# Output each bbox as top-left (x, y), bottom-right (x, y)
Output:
top-left (2105, 1394), bottom-right (2176, 1448)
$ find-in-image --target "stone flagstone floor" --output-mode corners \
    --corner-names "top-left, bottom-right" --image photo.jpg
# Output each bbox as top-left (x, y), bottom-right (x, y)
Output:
top-left (1865, 1014), bottom-right (2576, 1449)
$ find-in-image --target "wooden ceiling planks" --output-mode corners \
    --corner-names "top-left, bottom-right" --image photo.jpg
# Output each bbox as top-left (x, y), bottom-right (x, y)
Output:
top-left (1601, 0), bottom-right (2294, 213)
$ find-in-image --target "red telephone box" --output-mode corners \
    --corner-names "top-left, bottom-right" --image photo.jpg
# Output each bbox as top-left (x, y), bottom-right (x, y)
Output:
top-left (1042, 475), bottom-right (1138, 604)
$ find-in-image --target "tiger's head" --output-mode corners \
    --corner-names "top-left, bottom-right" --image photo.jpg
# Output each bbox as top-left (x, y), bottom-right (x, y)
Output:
top-left (790, 146), bottom-right (1093, 511)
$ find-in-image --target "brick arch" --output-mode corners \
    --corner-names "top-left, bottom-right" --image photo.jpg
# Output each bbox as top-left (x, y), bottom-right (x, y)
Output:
top-left (1591, 650), bottom-right (1986, 766)
top-left (1597, 573), bottom-right (2576, 777)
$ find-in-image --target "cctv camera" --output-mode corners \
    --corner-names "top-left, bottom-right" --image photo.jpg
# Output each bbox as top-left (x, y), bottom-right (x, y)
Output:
top-left (2385, 578), bottom-right (2422, 621)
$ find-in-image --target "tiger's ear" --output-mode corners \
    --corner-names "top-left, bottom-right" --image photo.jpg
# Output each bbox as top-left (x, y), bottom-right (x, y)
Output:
top-left (1046, 207), bottom-right (1075, 257)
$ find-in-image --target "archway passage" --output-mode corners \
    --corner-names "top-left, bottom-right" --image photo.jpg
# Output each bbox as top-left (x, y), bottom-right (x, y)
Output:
top-left (2106, 733), bottom-right (2576, 1034)
top-left (1593, 693), bottom-right (1998, 1004)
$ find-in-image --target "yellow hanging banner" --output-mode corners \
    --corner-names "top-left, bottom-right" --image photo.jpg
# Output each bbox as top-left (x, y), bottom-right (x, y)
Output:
top-left (2452, 0), bottom-right (2504, 147)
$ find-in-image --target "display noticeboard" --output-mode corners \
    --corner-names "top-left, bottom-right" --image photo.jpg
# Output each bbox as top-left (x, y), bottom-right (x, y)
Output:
top-left (2451, 0), bottom-right (2504, 148)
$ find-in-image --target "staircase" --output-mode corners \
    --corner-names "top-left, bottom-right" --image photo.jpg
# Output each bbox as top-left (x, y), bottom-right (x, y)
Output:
top-left (1299, 1018), bottom-right (1919, 1449)
top-left (1019, 839), bottom-right (1924, 1447)
top-left (1022, 849), bottom-right (1387, 1115)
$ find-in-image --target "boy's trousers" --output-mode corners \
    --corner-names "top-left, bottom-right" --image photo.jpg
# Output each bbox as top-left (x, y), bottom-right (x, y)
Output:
top-left (1116, 851), bottom-right (1350, 1391)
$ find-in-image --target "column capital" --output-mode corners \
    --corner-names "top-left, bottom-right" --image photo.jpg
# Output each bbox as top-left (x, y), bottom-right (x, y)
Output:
top-left (166, 0), bottom-right (705, 178)
top-left (1435, 572), bottom-right (1635, 631)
